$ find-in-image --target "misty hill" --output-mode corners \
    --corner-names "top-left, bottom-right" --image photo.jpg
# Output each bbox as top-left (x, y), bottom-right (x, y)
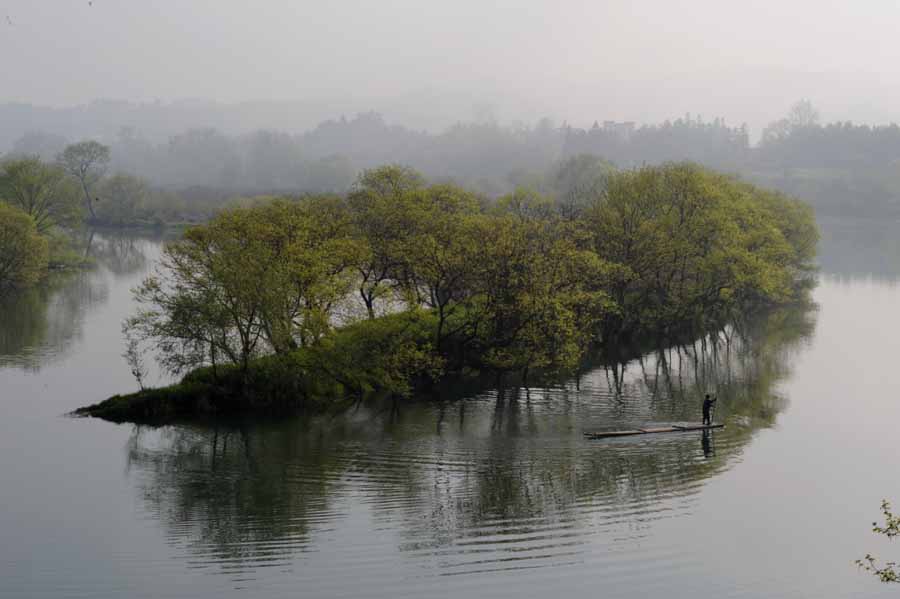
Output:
top-left (0, 99), bottom-right (344, 151)
top-left (5, 100), bottom-right (900, 218)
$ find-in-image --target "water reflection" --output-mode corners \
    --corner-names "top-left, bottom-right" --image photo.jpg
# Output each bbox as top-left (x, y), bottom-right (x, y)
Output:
top-left (123, 300), bottom-right (816, 583)
top-left (0, 273), bottom-right (108, 369)
top-left (83, 231), bottom-right (151, 278)
top-left (0, 230), bottom-right (160, 370)
top-left (701, 429), bottom-right (714, 458)
top-left (818, 217), bottom-right (900, 282)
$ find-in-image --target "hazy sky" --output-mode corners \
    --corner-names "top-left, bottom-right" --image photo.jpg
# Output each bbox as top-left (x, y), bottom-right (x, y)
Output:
top-left (4, 1), bottom-right (900, 131)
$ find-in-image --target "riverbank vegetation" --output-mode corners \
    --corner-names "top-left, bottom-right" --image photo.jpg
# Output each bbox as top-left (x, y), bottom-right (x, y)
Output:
top-left (0, 154), bottom-right (95, 296)
top-left (76, 162), bottom-right (818, 423)
top-left (0, 139), bottom-right (189, 295)
top-left (0, 203), bottom-right (50, 296)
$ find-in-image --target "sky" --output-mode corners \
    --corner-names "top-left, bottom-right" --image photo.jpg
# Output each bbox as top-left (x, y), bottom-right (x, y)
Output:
top-left (3, 0), bottom-right (900, 132)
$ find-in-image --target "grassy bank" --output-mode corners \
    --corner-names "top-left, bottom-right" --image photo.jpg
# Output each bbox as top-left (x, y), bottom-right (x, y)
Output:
top-left (75, 310), bottom-right (446, 424)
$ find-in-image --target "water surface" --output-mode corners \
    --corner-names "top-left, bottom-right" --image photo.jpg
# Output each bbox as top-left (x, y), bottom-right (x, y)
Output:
top-left (1, 231), bottom-right (899, 598)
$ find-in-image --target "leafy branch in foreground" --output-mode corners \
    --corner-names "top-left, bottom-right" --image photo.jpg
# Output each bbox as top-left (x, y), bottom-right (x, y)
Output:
top-left (857, 500), bottom-right (900, 583)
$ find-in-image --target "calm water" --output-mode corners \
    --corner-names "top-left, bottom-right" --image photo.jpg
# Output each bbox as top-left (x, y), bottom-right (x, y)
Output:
top-left (2, 230), bottom-right (900, 598)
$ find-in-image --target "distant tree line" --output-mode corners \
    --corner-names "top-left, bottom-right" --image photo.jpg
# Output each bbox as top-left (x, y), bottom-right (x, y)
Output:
top-left (8, 100), bottom-right (900, 219)
top-left (562, 115), bottom-right (750, 170)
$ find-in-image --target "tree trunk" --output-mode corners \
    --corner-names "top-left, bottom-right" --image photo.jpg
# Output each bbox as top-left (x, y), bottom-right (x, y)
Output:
top-left (436, 303), bottom-right (446, 353)
top-left (81, 179), bottom-right (96, 220)
top-left (360, 287), bottom-right (376, 319)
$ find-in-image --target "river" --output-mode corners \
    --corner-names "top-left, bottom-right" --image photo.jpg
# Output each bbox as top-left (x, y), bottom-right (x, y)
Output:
top-left (1, 227), bottom-right (899, 598)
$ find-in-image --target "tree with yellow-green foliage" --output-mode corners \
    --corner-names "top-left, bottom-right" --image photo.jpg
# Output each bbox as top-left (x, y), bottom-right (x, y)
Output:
top-left (462, 201), bottom-right (613, 377)
top-left (126, 196), bottom-right (361, 376)
top-left (117, 162), bottom-right (818, 411)
top-left (0, 156), bottom-right (82, 233)
top-left (0, 203), bottom-right (49, 296)
top-left (392, 183), bottom-right (482, 350)
top-left (586, 162), bottom-right (817, 337)
top-left (347, 165), bottom-right (425, 319)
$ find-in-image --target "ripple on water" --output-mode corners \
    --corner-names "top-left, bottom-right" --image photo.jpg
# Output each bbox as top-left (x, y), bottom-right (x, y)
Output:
top-left (122, 335), bottom-right (778, 595)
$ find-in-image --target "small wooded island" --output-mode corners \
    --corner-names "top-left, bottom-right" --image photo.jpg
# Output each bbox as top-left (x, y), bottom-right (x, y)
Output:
top-left (76, 162), bottom-right (818, 424)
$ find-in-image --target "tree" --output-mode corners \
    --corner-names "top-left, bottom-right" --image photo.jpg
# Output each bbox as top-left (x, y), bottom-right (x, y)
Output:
top-left (57, 140), bottom-right (110, 220)
top-left (163, 128), bottom-right (241, 189)
top-left (787, 99), bottom-right (820, 129)
top-left (549, 154), bottom-right (614, 217)
top-left (347, 165), bottom-right (426, 318)
top-left (0, 203), bottom-right (49, 296)
top-left (95, 173), bottom-right (149, 225)
top-left (858, 500), bottom-right (900, 583)
top-left (0, 156), bottom-right (82, 232)
top-left (586, 163), bottom-right (813, 336)
top-left (122, 328), bottom-right (147, 391)
top-left (761, 99), bottom-right (821, 145)
top-left (464, 209), bottom-right (611, 378)
top-left (394, 184), bottom-right (482, 349)
top-left (241, 129), bottom-right (304, 189)
top-left (126, 197), bottom-right (359, 377)
top-left (250, 197), bottom-right (359, 351)
top-left (352, 164), bottom-right (425, 198)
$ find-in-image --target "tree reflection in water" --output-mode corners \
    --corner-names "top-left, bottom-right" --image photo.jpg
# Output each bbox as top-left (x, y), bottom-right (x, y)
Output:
top-left (0, 231), bottom-right (159, 370)
top-left (123, 300), bottom-right (817, 579)
top-left (83, 231), bottom-right (151, 278)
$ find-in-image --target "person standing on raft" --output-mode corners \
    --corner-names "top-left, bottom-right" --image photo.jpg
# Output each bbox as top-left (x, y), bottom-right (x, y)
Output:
top-left (702, 394), bottom-right (717, 426)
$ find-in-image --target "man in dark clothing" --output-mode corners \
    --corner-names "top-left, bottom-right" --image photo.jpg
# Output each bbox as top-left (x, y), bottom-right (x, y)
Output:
top-left (702, 394), bottom-right (717, 426)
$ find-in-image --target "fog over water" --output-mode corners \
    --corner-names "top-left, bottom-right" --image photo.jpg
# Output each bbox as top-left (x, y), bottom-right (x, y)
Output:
top-left (5, 1), bottom-right (900, 135)
top-left (5, 2), bottom-right (900, 597)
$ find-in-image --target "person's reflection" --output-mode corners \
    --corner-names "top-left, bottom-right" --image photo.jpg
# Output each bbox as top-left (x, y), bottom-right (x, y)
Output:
top-left (701, 429), bottom-right (715, 458)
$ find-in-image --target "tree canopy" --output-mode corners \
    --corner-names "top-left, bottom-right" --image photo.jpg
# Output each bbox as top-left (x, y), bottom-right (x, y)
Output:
top-left (0, 203), bottom-right (49, 297)
top-left (125, 163), bottom-right (818, 405)
top-left (587, 163), bottom-right (817, 336)
top-left (57, 140), bottom-right (110, 220)
top-left (0, 156), bottom-right (81, 233)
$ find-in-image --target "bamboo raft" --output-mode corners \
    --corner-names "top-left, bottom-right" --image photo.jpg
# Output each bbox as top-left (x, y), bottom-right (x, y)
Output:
top-left (583, 423), bottom-right (724, 439)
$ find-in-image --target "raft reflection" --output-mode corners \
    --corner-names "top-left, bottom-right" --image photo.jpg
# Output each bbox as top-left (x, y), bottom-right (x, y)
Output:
top-left (123, 300), bottom-right (816, 581)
